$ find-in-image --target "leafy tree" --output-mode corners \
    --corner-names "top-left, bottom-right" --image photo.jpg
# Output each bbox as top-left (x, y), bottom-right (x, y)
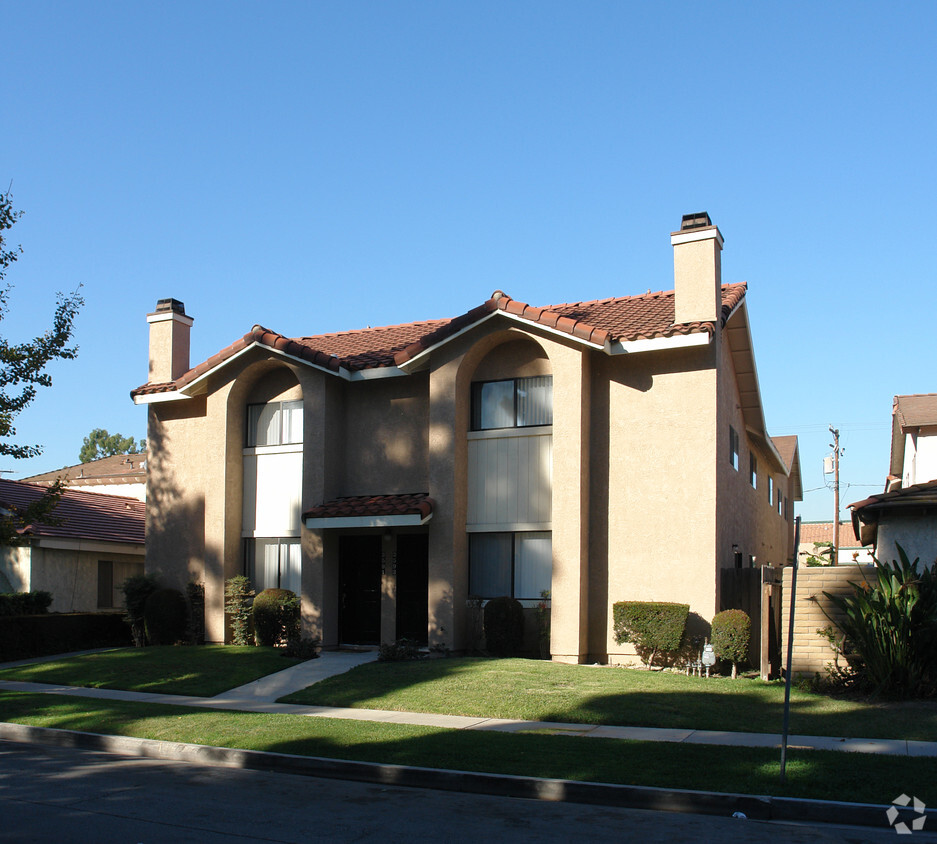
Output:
top-left (79, 428), bottom-right (145, 463)
top-left (0, 189), bottom-right (82, 545)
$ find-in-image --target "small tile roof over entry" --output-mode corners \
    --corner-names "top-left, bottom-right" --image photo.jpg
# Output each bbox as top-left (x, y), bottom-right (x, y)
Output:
top-left (132, 284), bottom-right (747, 397)
top-left (0, 479), bottom-right (145, 545)
top-left (303, 493), bottom-right (434, 522)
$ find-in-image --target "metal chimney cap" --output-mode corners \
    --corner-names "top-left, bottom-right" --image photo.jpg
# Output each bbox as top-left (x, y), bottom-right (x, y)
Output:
top-left (680, 212), bottom-right (713, 231)
top-left (155, 298), bottom-right (186, 315)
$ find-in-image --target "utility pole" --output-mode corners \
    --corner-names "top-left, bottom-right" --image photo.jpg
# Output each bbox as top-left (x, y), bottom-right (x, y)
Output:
top-left (829, 425), bottom-right (842, 564)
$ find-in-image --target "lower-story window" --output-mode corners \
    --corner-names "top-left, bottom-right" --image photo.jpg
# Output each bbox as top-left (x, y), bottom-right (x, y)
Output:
top-left (469, 531), bottom-right (551, 600)
top-left (247, 538), bottom-right (301, 595)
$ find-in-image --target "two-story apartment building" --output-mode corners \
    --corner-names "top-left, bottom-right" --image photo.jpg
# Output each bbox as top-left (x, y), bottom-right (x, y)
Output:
top-left (133, 213), bottom-right (800, 663)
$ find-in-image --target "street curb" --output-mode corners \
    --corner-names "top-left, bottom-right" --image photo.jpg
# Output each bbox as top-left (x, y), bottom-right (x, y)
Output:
top-left (1, 722), bottom-right (932, 830)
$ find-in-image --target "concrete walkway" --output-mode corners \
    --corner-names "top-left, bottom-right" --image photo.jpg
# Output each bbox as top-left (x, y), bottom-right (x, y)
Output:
top-left (1, 650), bottom-right (935, 758)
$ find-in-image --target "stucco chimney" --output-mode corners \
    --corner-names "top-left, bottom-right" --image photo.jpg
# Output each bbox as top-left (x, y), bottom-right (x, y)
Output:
top-left (146, 298), bottom-right (193, 383)
top-left (670, 212), bottom-right (724, 324)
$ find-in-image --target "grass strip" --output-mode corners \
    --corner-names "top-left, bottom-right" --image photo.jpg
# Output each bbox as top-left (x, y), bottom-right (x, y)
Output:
top-left (1, 690), bottom-right (933, 807)
top-left (0, 646), bottom-right (300, 697)
top-left (284, 657), bottom-right (937, 742)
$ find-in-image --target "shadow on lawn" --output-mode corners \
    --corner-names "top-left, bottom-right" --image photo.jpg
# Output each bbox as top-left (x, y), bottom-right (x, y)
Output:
top-left (292, 657), bottom-right (937, 743)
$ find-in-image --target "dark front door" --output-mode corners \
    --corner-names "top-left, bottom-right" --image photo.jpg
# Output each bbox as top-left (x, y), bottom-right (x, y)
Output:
top-left (339, 536), bottom-right (382, 645)
top-left (395, 534), bottom-right (428, 644)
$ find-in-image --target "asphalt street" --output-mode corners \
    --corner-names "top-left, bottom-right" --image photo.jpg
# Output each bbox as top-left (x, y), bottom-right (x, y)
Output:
top-left (1, 741), bottom-right (930, 843)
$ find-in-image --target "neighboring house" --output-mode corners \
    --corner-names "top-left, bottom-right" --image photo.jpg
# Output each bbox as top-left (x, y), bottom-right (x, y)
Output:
top-left (132, 212), bottom-right (801, 663)
top-left (850, 393), bottom-right (937, 565)
top-left (0, 479), bottom-right (145, 612)
top-left (22, 453), bottom-right (147, 502)
top-left (797, 521), bottom-right (873, 565)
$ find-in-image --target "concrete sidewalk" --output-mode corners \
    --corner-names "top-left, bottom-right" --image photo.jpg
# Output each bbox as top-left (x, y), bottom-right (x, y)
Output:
top-left (1, 649), bottom-right (935, 757)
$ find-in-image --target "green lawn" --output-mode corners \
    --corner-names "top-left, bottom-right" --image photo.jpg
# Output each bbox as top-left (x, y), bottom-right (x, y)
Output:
top-left (0, 646), bottom-right (300, 697)
top-left (1, 690), bottom-right (933, 807)
top-left (283, 657), bottom-right (937, 742)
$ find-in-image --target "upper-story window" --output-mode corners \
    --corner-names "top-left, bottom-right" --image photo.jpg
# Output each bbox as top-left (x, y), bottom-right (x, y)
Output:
top-left (471, 376), bottom-right (553, 431)
top-left (247, 400), bottom-right (303, 447)
top-left (729, 426), bottom-right (739, 471)
top-left (749, 453), bottom-right (758, 489)
top-left (767, 475), bottom-right (774, 504)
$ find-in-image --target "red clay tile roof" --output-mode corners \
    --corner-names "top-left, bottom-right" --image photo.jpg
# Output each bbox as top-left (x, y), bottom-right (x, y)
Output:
top-left (131, 283), bottom-right (747, 397)
top-left (798, 521), bottom-right (861, 548)
top-left (0, 479), bottom-right (145, 545)
top-left (303, 493), bottom-right (433, 522)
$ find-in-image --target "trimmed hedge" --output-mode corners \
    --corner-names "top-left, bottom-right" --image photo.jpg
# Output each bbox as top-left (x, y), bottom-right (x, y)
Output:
top-left (612, 601), bottom-right (690, 667)
top-left (252, 588), bottom-right (300, 646)
top-left (711, 609), bottom-right (751, 678)
top-left (0, 591), bottom-right (52, 616)
top-left (483, 596), bottom-right (524, 657)
top-left (0, 613), bottom-right (132, 661)
top-left (143, 588), bottom-right (188, 645)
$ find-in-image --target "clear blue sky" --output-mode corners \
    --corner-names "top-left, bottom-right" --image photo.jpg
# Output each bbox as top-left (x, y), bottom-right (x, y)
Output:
top-left (4, 2), bottom-right (936, 522)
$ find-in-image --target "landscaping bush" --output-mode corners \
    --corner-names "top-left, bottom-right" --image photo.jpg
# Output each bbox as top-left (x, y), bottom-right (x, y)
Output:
top-left (143, 588), bottom-right (187, 645)
top-left (483, 596), bottom-right (524, 657)
top-left (252, 588), bottom-right (300, 646)
top-left (378, 637), bottom-right (424, 662)
top-left (823, 545), bottom-right (937, 698)
top-left (711, 609), bottom-right (750, 678)
top-left (613, 601), bottom-right (689, 667)
top-left (284, 636), bottom-right (320, 660)
top-left (120, 573), bottom-right (159, 646)
top-left (184, 581), bottom-right (205, 645)
top-left (224, 576), bottom-right (255, 646)
top-left (0, 612), bottom-right (131, 661)
top-left (0, 590), bottom-right (52, 616)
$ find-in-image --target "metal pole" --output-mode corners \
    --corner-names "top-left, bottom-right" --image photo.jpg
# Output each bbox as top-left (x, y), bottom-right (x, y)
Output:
top-left (780, 515), bottom-right (801, 783)
top-left (829, 426), bottom-right (840, 564)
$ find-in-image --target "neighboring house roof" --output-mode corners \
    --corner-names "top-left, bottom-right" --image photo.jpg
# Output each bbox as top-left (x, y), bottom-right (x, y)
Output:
top-left (131, 284), bottom-right (747, 397)
top-left (771, 435), bottom-right (803, 499)
top-left (303, 493), bottom-right (434, 529)
top-left (798, 521), bottom-right (862, 548)
top-left (890, 393), bottom-right (937, 479)
top-left (849, 479), bottom-right (937, 546)
top-left (22, 453), bottom-right (147, 490)
top-left (0, 479), bottom-right (145, 545)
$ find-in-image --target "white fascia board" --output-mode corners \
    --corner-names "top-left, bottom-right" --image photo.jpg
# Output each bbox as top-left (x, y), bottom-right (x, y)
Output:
top-left (399, 310), bottom-right (610, 373)
top-left (348, 366), bottom-right (409, 381)
top-left (304, 512), bottom-right (433, 529)
top-left (133, 390), bottom-right (189, 405)
top-left (33, 538), bottom-right (145, 555)
top-left (610, 331), bottom-right (711, 355)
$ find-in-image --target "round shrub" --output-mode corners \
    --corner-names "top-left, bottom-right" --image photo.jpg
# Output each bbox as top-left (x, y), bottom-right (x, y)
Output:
top-left (252, 588), bottom-right (300, 646)
top-left (483, 596), bottom-right (524, 657)
top-left (711, 609), bottom-right (751, 678)
top-left (143, 588), bottom-right (188, 646)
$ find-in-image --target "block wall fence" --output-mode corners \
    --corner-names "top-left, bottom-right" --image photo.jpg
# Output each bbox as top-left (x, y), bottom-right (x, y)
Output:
top-left (780, 564), bottom-right (875, 677)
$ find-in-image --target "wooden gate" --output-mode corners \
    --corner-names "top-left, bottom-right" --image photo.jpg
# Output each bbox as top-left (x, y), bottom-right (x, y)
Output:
top-left (719, 567), bottom-right (782, 680)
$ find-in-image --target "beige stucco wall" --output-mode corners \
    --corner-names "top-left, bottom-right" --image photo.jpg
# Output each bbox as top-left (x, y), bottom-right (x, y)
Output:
top-left (715, 336), bottom-right (793, 599)
top-left (0, 544), bottom-right (143, 613)
top-left (875, 515), bottom-right (937, 568)
top-left (0, 545), bottom-right (31, 593)
top-left (598, 339), bottom-right (719, 663)
top-left (341, 375), bottom-right (429, 496)
top-left (780, 564), bottom-right (875, 677)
